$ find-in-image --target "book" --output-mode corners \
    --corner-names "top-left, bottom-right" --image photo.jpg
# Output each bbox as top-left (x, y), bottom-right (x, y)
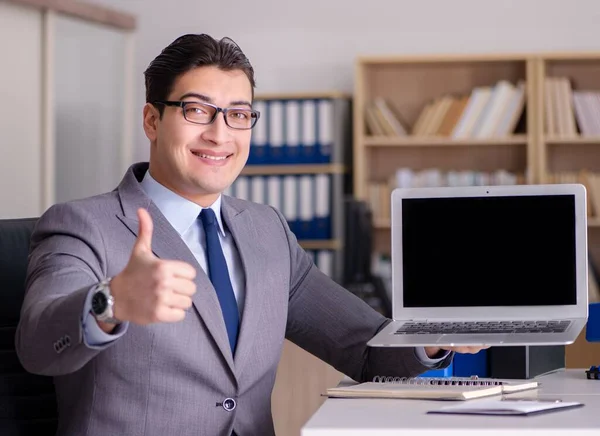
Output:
top-left (427, 399), bottom-right (583, 416)
top-left (325, 377), bottom-right (539, 401)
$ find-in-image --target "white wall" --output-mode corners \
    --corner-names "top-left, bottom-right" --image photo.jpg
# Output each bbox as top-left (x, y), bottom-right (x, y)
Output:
top-left (89, 0), bottom-right (600, 162)
top-left (0, 2), bottom-right (43, 218)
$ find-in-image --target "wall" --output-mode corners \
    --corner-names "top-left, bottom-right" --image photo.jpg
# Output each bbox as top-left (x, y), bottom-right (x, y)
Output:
top-left (88, 0), bottom-right (600, 163)
top-left (0, 2), bottom-right (42, 218)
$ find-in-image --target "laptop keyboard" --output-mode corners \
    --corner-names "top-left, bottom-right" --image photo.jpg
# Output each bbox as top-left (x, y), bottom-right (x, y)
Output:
top-left (394, 320), bottom-right (571, 335)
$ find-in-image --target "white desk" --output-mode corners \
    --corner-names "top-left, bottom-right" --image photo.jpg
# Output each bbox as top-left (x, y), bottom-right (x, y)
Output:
top-left (301, 369), bottom-right (600, 435)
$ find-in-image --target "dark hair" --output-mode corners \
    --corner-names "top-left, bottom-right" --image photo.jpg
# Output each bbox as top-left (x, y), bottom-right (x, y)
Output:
top-left (144, 34), bottom-right (255, 115)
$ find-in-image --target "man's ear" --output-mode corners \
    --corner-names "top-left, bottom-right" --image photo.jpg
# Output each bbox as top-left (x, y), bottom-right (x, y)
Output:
top-left (143, 103), bottom-right (160, 141)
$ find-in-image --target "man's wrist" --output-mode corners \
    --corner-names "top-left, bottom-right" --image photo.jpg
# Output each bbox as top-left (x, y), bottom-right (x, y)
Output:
top-left (91, 278), bottom-right (121, 327)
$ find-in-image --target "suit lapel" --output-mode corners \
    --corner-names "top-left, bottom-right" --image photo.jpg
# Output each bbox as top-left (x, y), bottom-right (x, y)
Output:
top-left (115, 164), bottom-right (235, 374)
top-left (221, 197), bottom-right (270, 378)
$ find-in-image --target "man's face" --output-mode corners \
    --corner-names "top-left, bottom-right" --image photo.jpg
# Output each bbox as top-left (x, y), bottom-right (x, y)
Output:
top-left (143, 65), bottom-right (253, 206)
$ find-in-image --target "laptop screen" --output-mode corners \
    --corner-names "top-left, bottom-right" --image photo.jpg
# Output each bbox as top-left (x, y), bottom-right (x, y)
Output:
top-left (402, 195), bottom-right (577, 308)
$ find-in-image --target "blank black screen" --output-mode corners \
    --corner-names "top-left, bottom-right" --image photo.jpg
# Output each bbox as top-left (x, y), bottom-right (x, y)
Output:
top-left (401, 195), bottom-right (577, 307)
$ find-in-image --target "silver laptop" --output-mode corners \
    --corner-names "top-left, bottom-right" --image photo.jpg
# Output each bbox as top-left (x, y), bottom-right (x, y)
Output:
top-left (368, 183), bottom-right (589, 347)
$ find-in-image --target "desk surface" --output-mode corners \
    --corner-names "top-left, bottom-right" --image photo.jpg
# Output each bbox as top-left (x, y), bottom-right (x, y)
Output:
top-left (301, 369), bottom-right (600, 435)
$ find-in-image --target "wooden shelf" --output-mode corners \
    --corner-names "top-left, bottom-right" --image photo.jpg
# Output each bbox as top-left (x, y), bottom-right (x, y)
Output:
top-left (373, 219), bottom-right (391, 229)
top-left (364, 135), bottom-right (528, 147)
top-left (545, 136), bottom-right (600, 145)
top-left (241, 163), bottom-right (345, 176)
top-left (588, 218), bottom-right (600, 228)
top-left (299, 239), bottom-right (342, 250)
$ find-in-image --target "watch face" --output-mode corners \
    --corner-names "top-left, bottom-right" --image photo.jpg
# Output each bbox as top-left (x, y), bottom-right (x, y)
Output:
top-left (91, 291), bottom-right (108, 315)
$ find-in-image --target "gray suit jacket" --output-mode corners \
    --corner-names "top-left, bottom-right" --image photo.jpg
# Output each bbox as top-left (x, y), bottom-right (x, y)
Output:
top-left (15, 163), bottom-right (450, 436)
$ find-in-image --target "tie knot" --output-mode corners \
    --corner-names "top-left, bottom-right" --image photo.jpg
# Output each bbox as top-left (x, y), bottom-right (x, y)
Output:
top-left (200, 208), bottom-right (217, 228)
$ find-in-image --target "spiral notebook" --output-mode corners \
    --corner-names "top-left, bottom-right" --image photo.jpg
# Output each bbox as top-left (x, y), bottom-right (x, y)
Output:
top-left (326, 377), bottom-right (539, 401)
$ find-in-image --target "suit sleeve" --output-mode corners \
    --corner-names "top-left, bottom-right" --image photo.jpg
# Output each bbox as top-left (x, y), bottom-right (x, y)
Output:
top-left (15, 202), bottom-right (121, 376)
top-left (272, 207), bottom-right (453, 382)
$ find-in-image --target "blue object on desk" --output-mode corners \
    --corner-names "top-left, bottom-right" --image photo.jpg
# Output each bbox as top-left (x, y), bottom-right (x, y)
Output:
top-left (585, 303), bottom-right (600, 342)
top-left (452, 350), bottom-right (489, 378)
top-left (420, 362), bottom-right (453, 378)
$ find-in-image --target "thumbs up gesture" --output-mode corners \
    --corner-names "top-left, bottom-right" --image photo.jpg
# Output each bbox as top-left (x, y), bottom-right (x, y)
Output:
top-left (105, 208), bottom-right (197, 327)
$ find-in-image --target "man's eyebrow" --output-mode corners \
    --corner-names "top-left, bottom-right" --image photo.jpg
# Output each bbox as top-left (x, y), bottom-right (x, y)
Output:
top-left (178, 93), bottom-right (252, 108)
top-left (179, 92), bottom-right (211, 102)
top-left (230, 100), bottom-right (252, 108)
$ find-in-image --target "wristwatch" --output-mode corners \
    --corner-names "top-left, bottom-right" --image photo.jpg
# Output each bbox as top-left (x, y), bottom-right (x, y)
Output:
top-left (91, 278), bottom-right (120, 324)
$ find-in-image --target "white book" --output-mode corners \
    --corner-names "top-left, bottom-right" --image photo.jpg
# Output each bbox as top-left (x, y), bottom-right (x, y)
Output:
top-left (472, 80), bottom-right (515, 138)
top-left (318, 99), bottom-right (335, 145)
top-left (314, 174), bottom-right (330, 220)
top-left (298, 175), bottom-right (314, 223)
top-left (451, 87), bottom-right (492, 138)
top-left (267, 176), bottom-right (282, 211)
top-left (302, 100), bottom-right (317, 156)
top-left (285, 100), bottom-right (300, 155)
top-left (494, 81), bottom-right (525, 136)
top-left (251, 101), bottom-right (268, 147)
top-left (282, 175), bottom-right (298, 222)
top-left (268, 100), bottom-right (284, 152)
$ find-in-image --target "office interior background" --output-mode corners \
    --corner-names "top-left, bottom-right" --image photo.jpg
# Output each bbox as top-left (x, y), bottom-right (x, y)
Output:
top-left (2, 0), bottom-right (600, 435)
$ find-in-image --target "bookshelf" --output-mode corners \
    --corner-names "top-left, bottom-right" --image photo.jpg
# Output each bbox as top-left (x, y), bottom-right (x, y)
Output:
top-left (228, 92), bottom-right (352, 282)
top-left (536, 53), bottom-right (600, 291)
top-left (353, 51), bottom-right (600, 375)
top-left (353, 54), bottom-right (536, 255)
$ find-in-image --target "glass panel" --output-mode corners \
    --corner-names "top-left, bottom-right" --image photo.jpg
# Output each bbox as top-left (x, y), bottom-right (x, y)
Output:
top-left (54, 14), bottom-right (127, 203)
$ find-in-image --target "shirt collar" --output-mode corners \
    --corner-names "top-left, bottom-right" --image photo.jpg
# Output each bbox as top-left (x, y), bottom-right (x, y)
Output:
top-left (140, 170), bottom-right (226, 237)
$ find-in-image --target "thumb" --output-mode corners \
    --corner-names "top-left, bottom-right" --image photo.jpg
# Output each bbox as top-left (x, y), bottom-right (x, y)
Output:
top-left (133, 208), bottom-right (154, 255)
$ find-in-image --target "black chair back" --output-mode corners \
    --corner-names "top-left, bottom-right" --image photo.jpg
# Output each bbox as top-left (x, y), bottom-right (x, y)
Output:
top-left (0, 218), bottom-right (58, 435)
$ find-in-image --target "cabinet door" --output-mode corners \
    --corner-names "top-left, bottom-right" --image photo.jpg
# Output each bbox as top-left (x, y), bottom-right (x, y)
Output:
top-left (53, 14), bottom-right (130, 204)
top-left (0, 2), bottom-right (43, 218)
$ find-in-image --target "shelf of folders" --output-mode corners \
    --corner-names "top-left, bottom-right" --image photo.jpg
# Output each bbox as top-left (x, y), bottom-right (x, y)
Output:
top-left (225, 93), bottom-right (352, 283)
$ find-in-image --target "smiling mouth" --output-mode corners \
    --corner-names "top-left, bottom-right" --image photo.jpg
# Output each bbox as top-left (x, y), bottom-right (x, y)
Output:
top-left (191, 151), bottom-right (232, 161)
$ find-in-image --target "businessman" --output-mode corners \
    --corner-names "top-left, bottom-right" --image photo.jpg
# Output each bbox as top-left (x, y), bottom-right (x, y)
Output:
top-left (16, 34), bottom-right (485, 436)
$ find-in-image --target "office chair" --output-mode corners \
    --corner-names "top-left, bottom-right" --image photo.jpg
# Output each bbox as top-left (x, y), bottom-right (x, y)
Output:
top-left (0, 218), bottom-right (58, 435)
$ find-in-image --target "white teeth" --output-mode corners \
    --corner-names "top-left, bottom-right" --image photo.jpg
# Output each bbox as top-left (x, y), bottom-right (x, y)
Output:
top-left (193, 152), bottom-right (227, 161)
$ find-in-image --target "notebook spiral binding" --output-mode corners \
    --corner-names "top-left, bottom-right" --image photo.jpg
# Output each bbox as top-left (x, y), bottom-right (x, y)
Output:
top-left (371, 376), bottom-right (503, 386)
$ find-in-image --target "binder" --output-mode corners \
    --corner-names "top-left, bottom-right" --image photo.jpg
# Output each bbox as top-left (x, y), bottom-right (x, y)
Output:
top-left (301, 100), bottom-right (317, 164)
top-left (314, 174), bottom-right (331, 239)
top-left (282, 175), bottom-right (298, 236)
top-left (249, 100), bottom-right (267, 164)
top-left (298, 175), bottom-right (313, 240)
top-left (285, 100), bottom-right (301, 164)
top-left (268, 100), bottom-right (284, 164)
top-left (250, 176), bottom-right (266, 205)
top-left (317, 99), bottom-right (334, 163)
top-left (266, 175), bottom-right (282, 212)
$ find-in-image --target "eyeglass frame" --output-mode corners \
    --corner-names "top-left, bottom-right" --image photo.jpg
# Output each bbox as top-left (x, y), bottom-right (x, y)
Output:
top-left (152, 100), bottom-right (261, 130)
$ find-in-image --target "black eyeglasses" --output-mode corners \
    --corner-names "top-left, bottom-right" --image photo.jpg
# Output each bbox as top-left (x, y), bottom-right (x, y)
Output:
top-left (153, 100), bottom-right (260, 130)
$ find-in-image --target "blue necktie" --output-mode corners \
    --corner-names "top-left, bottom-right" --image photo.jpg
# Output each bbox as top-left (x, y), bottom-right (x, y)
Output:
top-left (200, 208), bottom-right (239, 354)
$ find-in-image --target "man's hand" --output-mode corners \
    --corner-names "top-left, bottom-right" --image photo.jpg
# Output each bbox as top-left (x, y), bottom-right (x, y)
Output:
top-left (424, 345), bottom-right (491, 359)
top-left (97, 208), bottom-right (197, 333)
